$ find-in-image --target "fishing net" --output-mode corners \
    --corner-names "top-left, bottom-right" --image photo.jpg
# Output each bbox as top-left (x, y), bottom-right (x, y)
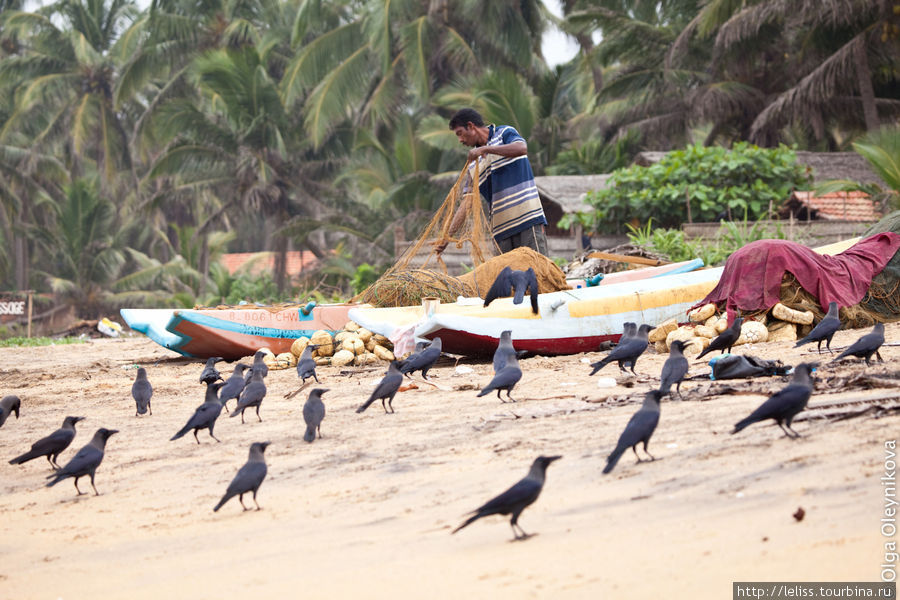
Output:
top-left (355, 162), bottom-right (499, 307)
top-left (778, 210), bottom-right (900, 330)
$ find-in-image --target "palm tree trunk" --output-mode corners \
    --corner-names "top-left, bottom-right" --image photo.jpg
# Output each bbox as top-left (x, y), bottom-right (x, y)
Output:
top-left (855, 38), bottom-right (879, 131)
top-left (14, 232), bottom-right (27, 290)
top-left (198, 233), bottom-right (209, 297)
top-left (274, 234), bottom-right (288, 295)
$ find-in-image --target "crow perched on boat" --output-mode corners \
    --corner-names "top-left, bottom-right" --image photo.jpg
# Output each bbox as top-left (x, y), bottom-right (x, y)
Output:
top-left (296, 345), bottom-right (319, 384)
top-left (213, 442), bottom-right (270, 512)
top-left (603, 390), bottom-right (663, 474)
top-left (302, 388), bottom-right (327, 443)
top-left (659, 340), bottom-right (689, 400)
top-left (399, 337), bottom-right (442, 379)
top-left (731, 363), bottom-right (817, 438)
top-left (199, 357), bottom-right (224, 385)
top-left (483, 266), bottom-right (539, 314)
top-left (589, 324), bottom-right (652, 376)
top-left (0, 395), bottom-right (21, 429)
top-left (695, 317), bottom-right (744, 361)
top-left (45, 428), bottom-right (118, 496)
top-left (357, 361), bottom-right (404, 414)
top-left (452, 455), bottom-right (561, 540)
top-left (171, 381), bottom-right (227, 443)
top-left (795, 301), bottom-right (841, 354)
top-left (10, 416), bottom-right (85, 469)
top-left (830, 323), bottom-right (885, 367)
top-left (131, 367), bottom-right (153, 417)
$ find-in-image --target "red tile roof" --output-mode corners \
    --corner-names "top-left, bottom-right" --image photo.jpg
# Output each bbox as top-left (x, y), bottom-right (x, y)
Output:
top-left (220, 251), bottom-right (320, 278)
top-left (785, 191), bottom-right (881, 222)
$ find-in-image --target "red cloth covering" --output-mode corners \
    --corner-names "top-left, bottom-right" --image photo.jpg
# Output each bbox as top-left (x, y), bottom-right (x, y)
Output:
top-left (693, 232), bottom-right (900, 322)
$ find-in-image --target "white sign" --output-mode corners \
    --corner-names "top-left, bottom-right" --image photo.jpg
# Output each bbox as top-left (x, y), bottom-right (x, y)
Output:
top-left (0, 301), bottom-right (26, 315)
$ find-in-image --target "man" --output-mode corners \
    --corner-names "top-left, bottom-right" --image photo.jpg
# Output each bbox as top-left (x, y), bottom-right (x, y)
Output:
top-left (435, 108), bottom-right (548, 256)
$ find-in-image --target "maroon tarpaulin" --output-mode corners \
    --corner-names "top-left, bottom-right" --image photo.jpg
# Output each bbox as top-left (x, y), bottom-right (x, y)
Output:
top-left (692, 232), bottom-right (900, 322)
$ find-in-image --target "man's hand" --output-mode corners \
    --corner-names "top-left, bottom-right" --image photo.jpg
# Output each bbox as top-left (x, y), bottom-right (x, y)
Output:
top-left (433, 239), bottom-right (449, 255)
top-left (467, 146), bottom-right (487, 162)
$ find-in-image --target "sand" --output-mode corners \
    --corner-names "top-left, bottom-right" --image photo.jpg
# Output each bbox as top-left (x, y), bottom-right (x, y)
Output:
top-left (0, 325), bottom-right (898, 599)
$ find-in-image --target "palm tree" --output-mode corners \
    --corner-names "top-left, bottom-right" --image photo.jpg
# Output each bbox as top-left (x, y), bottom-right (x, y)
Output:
top-left (0, 0), bottom-right (139, 182)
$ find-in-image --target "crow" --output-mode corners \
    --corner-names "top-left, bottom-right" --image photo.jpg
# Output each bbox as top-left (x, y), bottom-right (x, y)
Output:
top-left (483, 266), bottom-right (539, 314)
top-left (218, 364), bottom-right (250, 412)
top-left (302, 388), bottom-right (327, 443)
top-left (492, 330), bottom-right (517, 373)
top-left (795, 301), bottom-right (841, 354)
top-left (251, 350), bottom-right (269, 379)
top-left (171, 381), bottom-right (227, 443)
top-left (830, 323), bottom-right (885, 367)
top-left (213, 442), bottom-right (270, 512)
top-left (589, 324), bottom-right (652, 376)
top-left (45, 428), bottom-right (118, 496)
top-left (131, 367), bottom-right (153, 416)
top-left (230, 368), bottom-right (267, 423)
top-left (0, 395), bottom-right (21, 428)
top-left (10, 416), bottom-right (85, 470)
top-left (659, 340), bottom-right (689, 400)
top-left (603, 390), bottom-right (663, 474)
top-left (477, 354), bottom-right (523, 403)
top-left (357, 361), bottom-right (404, 414)
top-left (296, 345), bottom-right (319, 384)
top-left (399, 337), bottom-right (442, 379)
top-left (199, 356), bottom-right (224, 385)
top-left (731, 362), bottom-right (817, 438)
top-left (695, 317), bottom-right (744, 361)
top-left (452, 455), bottom-right (561, 540)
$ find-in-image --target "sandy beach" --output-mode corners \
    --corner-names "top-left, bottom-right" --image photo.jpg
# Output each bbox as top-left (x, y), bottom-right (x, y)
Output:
top-left (1, 325), bottom-right (898, 599)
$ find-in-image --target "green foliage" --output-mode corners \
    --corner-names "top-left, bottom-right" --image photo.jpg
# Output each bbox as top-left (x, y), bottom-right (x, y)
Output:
top-left (0, 336), bottom-right (87, 347)
top-left (350, 263), bottom-right (381, 295)
top-left (578, 143), bottom-right (810, 234)
top-left (626, 219), bottom-right (786, 267)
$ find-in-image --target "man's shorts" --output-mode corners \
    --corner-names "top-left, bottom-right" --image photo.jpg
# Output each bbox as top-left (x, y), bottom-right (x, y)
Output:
top-left (497, 225), bottom-right (549, 256)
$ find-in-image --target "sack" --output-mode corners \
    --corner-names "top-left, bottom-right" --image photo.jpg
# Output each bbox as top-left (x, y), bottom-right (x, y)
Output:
top-left (710, 354), bottom-right (791, 380)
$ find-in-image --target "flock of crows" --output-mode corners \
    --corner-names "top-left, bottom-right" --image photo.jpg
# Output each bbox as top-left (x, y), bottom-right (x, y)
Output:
top-left (0, 290), bottom-right (892, 540)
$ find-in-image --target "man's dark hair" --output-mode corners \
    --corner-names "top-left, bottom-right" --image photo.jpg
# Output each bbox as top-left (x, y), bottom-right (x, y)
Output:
top-left (449, 108), bottom-right (485, 130)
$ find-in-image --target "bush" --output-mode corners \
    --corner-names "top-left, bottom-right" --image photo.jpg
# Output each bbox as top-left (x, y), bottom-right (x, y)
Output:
top-left (573, 143), bottom-right (810, 234)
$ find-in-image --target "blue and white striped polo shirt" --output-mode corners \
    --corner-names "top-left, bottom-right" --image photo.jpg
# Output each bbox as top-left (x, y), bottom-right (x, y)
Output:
top-left (470, 125), bottom-right (547, 241)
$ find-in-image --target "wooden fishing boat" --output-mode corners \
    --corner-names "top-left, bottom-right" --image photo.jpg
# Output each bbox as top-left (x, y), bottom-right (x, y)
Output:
top-left (349, 267), bottom-right (724, 357)
top-left (120, 302), bottom-right (357, 360)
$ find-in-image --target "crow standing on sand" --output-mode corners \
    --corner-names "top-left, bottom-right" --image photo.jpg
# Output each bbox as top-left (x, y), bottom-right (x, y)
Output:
top-left (357, 361), bottom-right (404, 414)
top-left (795, 301), bottom-right (841, 354)
top-left (302, 388), bottom-right (327, 442)
top-left (213, 441), bottom-right (270, 512)
top-left (296, 345), bottom-right (319, 384)
top-left (452, 455), bottom-right (561, 540)
top-left (695, 317), bottom-right (744, 361)
top-left (251, 350), bottom-right (269, 379)
top-left (477, 353), bottom-right (523, 403)
top-left (659, 340), bottom-right (689, 400)
top-left (171, 381), bottom-right (227, 443)
top-left (10, 416), bottom-right (85, 469)
top-left (45, 428), bottom-right (118, 496)
top-left (830, 323), bottom-right (885, 367)
top-left (199, 357), bottom-right (224, 385)
top-left (603, 390), bottom-right (663, 474)
top-left (483, 266), bottom-right (540, 314)
top-left (218, 364), bottom-right (249, 412)
top-left (230, 368), bottom-right (267, 423)
top-left (731, 362), bottom-right (817, 438)
top-left (589, 324), bottom-right (652, 376)
top-left (0, 395), bottom-right (21, 428)
top-left (399, 337), bottom-right (442, 379)
top-left (493, 330), bottom-right (517, 373)
top-left (619, 322), bottom-right (637, 343)
top-left (131, 367), bottom-right (153, 416)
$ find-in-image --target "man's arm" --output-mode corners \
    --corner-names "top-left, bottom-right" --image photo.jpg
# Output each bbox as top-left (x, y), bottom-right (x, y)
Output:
top-left (468, 140), bottom-right (527, 162)
top-left (434, 203), bottom-right (469, 254)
